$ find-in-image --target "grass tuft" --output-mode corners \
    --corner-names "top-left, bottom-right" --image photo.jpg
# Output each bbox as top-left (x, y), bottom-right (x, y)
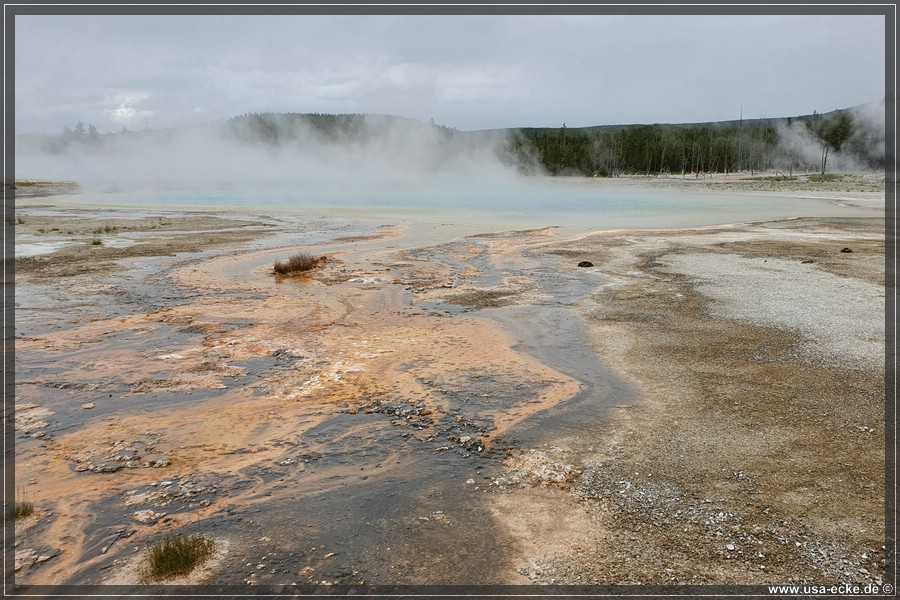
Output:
top-left (14, 487), bottom-right (34, 520)
top-left (91, 237), bottom-right (102, 246)
top-left (139, 534), bottom-right (215, 583)
top-left (273, 252), bottom-right (323, 275)
top-left (808, 173), bottom-right (843, 182)
top-left (15, 501), bottom-right (34, 520)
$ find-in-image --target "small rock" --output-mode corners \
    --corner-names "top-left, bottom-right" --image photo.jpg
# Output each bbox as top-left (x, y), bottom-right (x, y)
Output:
top-left (132, 509), bottom-right (166, 524)
top-left (840, 247), bottom-right (853, 253)
top-left (82, 403), bottom-right (95, 410)
top-left (15, 549), bottom-right (38, 571)
top-left (801, 259), bottom-right (815, 264)
top-left (92, 464), bottom-right (123, 474)
top-left (577, 261), bottom-right (594, 268)
top-left (725, 543), bottom-right (735, 551)
top-left (465, 478), bottom-right (476, 485)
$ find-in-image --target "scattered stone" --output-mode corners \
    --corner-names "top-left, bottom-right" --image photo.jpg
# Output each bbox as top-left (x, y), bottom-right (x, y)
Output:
top-left (92, 464), bottom-right (124, 474)
top-left (577, 261), bottom-right (594, 268)
top-left (15, 548), bottom-right (59, 570)
top-left (15, 549), bottom-right (38, 571)
top-left (840, 247), bottom-right (853, 253)
top-left (82, 403), bottom-right (96, 409)
top-left (15, 404), bottom-right (51, 434)
top-left (506, 449), bottom-right (582, 486)
top-left (132, 509), bottom-right (166, 525)
top-left (726, 543), bottom-right (736, 551)
top-left (801, 260), bottom-right (815, 264)
top-left (466, 478), bottom-right (476, 485)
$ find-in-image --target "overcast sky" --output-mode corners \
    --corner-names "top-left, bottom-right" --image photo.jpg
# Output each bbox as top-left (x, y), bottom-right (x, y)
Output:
top-left (14, 12), bottom-right (886, 135)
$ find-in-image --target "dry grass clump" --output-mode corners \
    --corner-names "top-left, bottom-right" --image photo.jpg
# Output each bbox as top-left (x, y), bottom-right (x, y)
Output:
top-left (14, 500), bottom-right (34, 520)
top-left (273, 252), bottom-right (324, 275)
top-left (14, 487), bottom-right (34, 520)
top-left (139, 534), bottom-right (215, 583)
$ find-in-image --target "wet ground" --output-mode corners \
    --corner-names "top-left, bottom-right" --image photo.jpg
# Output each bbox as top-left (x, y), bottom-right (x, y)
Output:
top-left (10, 178), bottom-right (888, 590)
top-left (12, 202), bottom-right (626, 587)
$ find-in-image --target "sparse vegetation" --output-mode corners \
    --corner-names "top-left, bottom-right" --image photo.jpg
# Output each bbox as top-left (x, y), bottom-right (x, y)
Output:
top-left (808, 173), bottom-right (843, 182)
top-left (92, 225), bottom-right (119, 234)
top-left (15, 501), bottom-right (34, 519)
top-left (14, 488), bottom-right (34, 520)
top-left (16, 216), bottom-right (25, 225)
top-left (91, 237), bottom-right (102, 246)
top-left (273, 252), bottom-right (323, 275)
top-left (139, 534), bottom-right (215, 583)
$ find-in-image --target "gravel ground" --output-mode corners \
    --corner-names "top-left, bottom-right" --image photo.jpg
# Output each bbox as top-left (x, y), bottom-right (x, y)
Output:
top-left (656, 252), bottom-right (884, 371)
top-left (12, 176), bottom-right (889, 588)
top-left (490, 216), bottom-right (887, 587)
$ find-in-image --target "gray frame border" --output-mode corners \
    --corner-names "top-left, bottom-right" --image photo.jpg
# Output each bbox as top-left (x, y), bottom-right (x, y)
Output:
top-left (2, 2), bottom-right (896, 599)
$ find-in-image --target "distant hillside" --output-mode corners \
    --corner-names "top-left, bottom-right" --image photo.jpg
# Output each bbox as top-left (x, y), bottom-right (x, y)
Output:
top-left (18, 100), bottom-right (885, 178)
top-left (489, 99), bottom-right (885, 176)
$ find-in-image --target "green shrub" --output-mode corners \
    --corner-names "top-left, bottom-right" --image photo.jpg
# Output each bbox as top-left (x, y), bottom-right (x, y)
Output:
top-left (273, 252), bottom-right (322, 275)
top-left (140, 534), bottom-right (215, 582)
top-left (91, 238), bottom-right (102, 246)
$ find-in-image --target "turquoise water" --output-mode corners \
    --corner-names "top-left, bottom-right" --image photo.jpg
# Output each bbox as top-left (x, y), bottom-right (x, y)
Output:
top-left (38, 177), bottom-right (880, 230)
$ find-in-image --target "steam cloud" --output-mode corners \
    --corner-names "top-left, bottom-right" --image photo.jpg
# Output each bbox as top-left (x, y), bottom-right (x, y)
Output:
top-left (14, 115), bottom-right (530, 203)
top-left (773, 100), bottom-right (885, 173)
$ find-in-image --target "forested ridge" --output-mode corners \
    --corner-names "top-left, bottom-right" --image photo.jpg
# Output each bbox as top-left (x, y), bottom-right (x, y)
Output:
top-left (28, 100), bottom-right (885, 177)
top-left (497, 102), bottom-right (882, 176)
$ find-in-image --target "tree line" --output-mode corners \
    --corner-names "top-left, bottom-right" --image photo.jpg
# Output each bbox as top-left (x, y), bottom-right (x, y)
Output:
top-left (499, 108), bottom-right (881, 177)
top-left (38, 104), bottom-right (883, 177)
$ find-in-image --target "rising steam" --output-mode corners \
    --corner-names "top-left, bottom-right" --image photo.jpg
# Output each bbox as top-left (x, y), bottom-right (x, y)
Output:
top-left (14, 114), bottom-right (529, 201)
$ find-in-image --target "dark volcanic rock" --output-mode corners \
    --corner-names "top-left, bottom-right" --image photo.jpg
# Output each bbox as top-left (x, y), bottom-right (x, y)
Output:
top-left (577, 261), bottom-right (594, 268)
top-left (840, 247), bottom-right (853, 253)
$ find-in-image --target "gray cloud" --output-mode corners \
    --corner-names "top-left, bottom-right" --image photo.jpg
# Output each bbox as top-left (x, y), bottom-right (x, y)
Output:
top-left (14, 13), bottom-right (885, 134)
